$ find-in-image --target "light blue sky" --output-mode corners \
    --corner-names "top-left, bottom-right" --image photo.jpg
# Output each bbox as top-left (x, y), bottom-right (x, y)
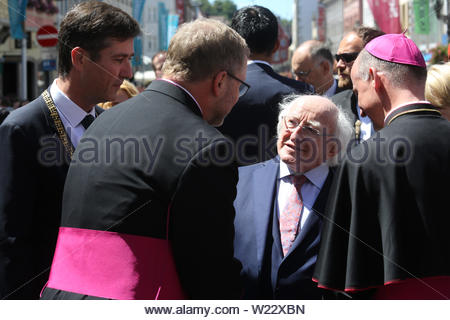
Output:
top-left (232, 0), bottom-right (293, 20)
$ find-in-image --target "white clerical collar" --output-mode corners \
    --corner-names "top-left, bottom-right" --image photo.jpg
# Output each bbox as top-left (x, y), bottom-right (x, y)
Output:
top-left (384, 100), bottom-right (431, 122)
top-left (323, 78), bottom-right (337, 98)
top-left (248, 60), bottom-right (272, 67)
top-left (50, 79), bottom-right (95, 128)
top-left (279, 160), bottom-right (329, 189)
top-left (160, 79), bottom-right (203, 115)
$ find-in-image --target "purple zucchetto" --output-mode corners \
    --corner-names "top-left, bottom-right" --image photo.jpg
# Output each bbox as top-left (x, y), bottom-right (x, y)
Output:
top-left (365, 33), bottom-right (426, 68)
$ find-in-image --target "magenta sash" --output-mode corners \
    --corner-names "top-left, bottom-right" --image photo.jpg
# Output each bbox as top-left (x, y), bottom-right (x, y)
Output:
top-left (47, 227), bottom-right (186, 300)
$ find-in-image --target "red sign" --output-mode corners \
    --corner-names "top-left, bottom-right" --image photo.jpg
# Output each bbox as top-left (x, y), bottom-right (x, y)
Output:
top-left (37, 25), bottom-right (58, 47)
top-left (272, 23), bottom-right (290, 64)
top-left (367, 0), bottom-right (401, 34)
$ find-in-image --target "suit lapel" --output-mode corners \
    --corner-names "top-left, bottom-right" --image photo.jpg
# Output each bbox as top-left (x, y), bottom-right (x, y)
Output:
top-left (253, 158), bottom-right (280, 271)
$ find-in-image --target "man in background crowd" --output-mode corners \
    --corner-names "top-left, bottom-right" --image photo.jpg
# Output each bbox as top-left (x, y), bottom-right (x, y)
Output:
top-left (332, 26), bottom-right (384, 142)
top-left (291, 40), bottom-right (344, 97)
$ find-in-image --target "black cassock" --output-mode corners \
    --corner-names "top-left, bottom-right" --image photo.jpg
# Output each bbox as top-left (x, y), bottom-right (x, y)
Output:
top-left (313, 103), bottom-right (450, 299)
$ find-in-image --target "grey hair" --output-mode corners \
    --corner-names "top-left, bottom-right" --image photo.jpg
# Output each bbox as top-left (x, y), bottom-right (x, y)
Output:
top-left (309, 42), bottom-right (334, 69)
top-left (358, 49), bottom-right (427, 88)
top-left (277, 94), bottom-right (354, 167)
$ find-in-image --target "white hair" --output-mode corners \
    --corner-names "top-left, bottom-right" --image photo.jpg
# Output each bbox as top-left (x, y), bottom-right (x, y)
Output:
top-left (277, 94), bottom-right (354, 167)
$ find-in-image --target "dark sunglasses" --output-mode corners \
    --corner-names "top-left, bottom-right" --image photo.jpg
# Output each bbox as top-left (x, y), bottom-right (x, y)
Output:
top-left (334, 52), bottom-right (359, 63)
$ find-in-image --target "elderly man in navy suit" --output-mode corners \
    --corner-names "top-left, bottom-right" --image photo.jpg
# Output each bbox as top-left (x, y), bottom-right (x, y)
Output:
top-left (233, 95), bottom-right (353, 299)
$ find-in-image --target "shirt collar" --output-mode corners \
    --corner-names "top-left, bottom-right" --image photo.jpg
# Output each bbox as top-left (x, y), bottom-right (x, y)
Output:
top-left (248, 60), bottom-right (272, 68)
top-left (279, 160), bottom-right (329, 189)
top-left (50, 79), bottom-right (95, 127)
top-left (323, 78), bottom-right (337, 97)
top-left (160, 79), bottom-right (203, 115)
top-left (384, 100), bottom-right (431, 122)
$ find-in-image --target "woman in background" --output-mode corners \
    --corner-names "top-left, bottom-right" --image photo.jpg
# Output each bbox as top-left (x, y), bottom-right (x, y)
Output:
top-left (425, 62), bottom-right (450, 120)
top-left (99, 80), bottom-right (139, 110)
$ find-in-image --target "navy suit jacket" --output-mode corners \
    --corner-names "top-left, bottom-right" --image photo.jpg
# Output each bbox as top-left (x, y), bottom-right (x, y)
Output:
top-left (219, 63), bottom-right (312, 165)
top-left (234, 157), bottom-right (333, 299)
top-left (0, 92), bottom-right (102, 299)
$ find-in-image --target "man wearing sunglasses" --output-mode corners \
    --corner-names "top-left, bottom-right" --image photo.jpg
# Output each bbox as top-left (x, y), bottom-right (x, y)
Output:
top-left (332, 27), bottom-right (384, 143)
top-left (219, 5), bottom-right (313, 165)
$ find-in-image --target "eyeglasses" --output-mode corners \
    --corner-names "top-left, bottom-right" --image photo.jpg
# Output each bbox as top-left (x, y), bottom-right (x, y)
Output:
top-left (334, 52), bottom-right (359, 63)
top-left (292, 69), bottom-right (311, 79)
top-left (283, 115), bottom-right (334, 136)
top-left (227, 71), bottom-right (251, 97)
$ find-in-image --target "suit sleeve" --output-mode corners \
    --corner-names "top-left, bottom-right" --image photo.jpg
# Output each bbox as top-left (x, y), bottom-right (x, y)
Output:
top-left (169, 140), bottom-right (242, 299)
top-left (0, 122), bottom-right (38, 299)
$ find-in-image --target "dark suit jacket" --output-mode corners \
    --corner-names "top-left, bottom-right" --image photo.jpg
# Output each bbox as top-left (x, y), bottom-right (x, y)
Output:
top-left (233, 157), bottom-right (333, 299)
top-left (331, 89), bottom-right (362, 142)
top-left (41, 80), bottom-right (242, 300)
top-left (219, 63), bottom-right (313, 165)
top-left (0, 93), bottom-right (102, 299)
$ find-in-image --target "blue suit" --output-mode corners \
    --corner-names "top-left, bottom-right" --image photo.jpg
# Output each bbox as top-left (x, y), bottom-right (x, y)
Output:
top-left (234, 157), bottom-right (333, 299)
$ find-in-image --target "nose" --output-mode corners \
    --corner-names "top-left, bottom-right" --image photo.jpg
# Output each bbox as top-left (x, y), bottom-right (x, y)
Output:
top-left (120, 59), bottom-right (133, 79)
top-left (336, 58), bottom-right (346, 69)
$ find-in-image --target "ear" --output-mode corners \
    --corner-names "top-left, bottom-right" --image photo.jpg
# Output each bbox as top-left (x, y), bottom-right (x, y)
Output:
top-left (71, 47), bottom-right (87, 70)
top-left (320, 60), bottom-right (330, 76)
top-left (212, 71), bottom-right (227, 97)
top-left (369, 67), bottom-right (382, 91)
top-left (326, 138), bottom-right (338, 159)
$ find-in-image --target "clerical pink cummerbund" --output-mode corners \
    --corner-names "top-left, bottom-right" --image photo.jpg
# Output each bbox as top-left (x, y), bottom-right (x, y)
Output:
top-left (47, 227), bottom-right (186, 299)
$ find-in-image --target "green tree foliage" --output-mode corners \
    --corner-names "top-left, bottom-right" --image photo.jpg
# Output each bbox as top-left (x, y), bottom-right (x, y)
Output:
top-left (200, 0), bottom-right (237, 20)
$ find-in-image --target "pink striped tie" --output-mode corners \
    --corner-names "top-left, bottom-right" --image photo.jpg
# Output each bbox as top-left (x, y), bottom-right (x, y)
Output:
top-left (280, 175), bottom-right (307, 256)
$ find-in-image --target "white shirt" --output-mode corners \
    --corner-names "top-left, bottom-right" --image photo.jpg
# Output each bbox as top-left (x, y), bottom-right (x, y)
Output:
top-left (248, 60), bottom-right (272, 67)
top-left (277, 161), bottom-right (329, 230)
top-left (49, 79), bottom-right (96, 148)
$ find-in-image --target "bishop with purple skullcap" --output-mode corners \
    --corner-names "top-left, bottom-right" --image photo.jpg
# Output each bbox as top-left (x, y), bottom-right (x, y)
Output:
top-left (365, 33), bottom-right (426, 68)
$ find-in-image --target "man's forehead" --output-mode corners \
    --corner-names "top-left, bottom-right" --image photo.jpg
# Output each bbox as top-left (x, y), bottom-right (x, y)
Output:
top-left (338, 32), bottom-right (363, 52)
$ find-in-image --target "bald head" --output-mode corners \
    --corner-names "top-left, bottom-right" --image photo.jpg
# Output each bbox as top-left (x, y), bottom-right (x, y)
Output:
top-left (291, 40), bottom-right (334, 94)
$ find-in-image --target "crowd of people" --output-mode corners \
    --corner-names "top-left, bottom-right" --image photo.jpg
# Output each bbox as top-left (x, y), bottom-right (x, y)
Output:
top-left (0, 1), bottom-right (449, 300)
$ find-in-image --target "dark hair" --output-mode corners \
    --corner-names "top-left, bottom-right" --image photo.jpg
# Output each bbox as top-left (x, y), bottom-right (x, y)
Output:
top-left (231, 5), bottom-right (278, 56)
top-left (355, 26), bottom-right (385, 46)
top-left (58, 1), bottom-right (140, 77)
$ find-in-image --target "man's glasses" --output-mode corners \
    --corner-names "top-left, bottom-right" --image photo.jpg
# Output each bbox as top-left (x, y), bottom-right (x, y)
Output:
top-left (334, 52), bottom-right (359, 63)
top-left (283, 116), bottom-right (334, 136)
top-left (292, 69), bottom-right (311, 79)
top-left (227, 71), bottom-right (251, 97)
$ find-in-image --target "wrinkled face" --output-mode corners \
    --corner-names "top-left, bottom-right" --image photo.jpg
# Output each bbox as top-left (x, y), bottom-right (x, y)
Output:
top-left (277, 97), bottom-right (337, 173)
top-left (83, 38), bottom-right (134, 105)
top-left (336, 32), bottom-right (363, 90)
top-left (292, 49), bottom-right (326, 94)
top-left (350, 56), bottom-right (384, 130)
